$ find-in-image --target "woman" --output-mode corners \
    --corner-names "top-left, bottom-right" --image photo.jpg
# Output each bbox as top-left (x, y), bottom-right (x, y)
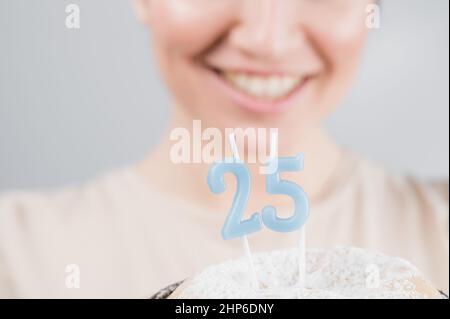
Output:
top-left (0, 0), bottom-right (448, 298)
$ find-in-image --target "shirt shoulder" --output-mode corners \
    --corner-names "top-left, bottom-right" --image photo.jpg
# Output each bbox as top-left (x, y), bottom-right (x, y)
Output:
top-left (355, 156), bottom-right (448, 227)
top-left (0, 168), bottom-right (147, 297)
top-left (0, 167), bottom-right (146, 218)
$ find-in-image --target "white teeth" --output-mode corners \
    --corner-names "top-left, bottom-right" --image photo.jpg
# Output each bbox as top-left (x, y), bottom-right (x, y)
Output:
top-left (225, 72), bottom-right (302, 100)
top-left (267, 76), bottom-right (281, 98)
top-left (249, 77), bottom-right (265, 96)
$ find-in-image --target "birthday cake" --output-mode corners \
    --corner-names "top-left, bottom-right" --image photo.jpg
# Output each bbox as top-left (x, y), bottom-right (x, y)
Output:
top-left (166, 247), bottom-right (441, 299)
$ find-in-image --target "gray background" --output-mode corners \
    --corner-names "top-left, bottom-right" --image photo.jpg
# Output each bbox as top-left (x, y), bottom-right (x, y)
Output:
top-left (0, 0), bottom-right (448, 191)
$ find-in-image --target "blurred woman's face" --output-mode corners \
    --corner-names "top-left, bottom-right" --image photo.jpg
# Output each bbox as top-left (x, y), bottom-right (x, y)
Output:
top-left (134, 0), bottom-right (372, 131)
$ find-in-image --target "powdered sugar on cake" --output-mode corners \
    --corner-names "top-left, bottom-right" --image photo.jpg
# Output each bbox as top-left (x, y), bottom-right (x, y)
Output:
top-left (176, 247), bottom-right (430, 299)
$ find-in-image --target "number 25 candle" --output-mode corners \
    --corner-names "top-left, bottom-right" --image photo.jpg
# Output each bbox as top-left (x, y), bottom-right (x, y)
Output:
top-left (207, 154), bottom-right (310, 240)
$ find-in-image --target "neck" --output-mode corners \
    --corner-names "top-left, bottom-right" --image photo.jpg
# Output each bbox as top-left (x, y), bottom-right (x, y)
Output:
top-left (137, 108), bottom-right (343, 213)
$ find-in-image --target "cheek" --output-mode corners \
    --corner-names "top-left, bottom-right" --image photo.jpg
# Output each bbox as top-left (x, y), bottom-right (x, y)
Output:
top-left (148, 0), bottom-right (236, 56)
top-left (312, 11), bottom-right (369, 72)
top-left (146, 1), bottom-right (239, 122)
top-left (306, 15), bottom-right (368, 117)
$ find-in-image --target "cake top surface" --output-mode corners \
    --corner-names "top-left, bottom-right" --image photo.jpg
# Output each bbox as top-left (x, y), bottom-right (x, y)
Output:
top-left (175, 247), bottom-right (435, 299)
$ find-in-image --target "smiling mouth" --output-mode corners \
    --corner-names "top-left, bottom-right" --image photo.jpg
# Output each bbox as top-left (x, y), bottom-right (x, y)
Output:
top-left (223, 71), bottom-right (306, 101)
top-left (207, 66), bottom-right (313, 113)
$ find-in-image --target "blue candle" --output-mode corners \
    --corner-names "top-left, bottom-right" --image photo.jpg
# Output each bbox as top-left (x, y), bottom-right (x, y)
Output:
top-left (208, 159), bottom-right (262, 240)
top-left (261, 154), bottom-right (310, 233)
top-left (208, 154), bottom-right (309, 240)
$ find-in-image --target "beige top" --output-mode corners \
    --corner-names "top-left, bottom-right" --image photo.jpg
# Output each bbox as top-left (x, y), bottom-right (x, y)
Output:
top-left (0, 154), bottom-right (448, 298)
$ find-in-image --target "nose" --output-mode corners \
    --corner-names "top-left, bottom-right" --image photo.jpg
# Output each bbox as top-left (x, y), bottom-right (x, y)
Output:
top-left (228, 0), bottom-right (302, 60)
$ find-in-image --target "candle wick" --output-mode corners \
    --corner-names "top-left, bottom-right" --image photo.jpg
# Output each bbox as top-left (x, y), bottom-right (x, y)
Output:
top-left (229, 133), bottom-right (259, 290)
top-left (228, 133), bottom-right (241, 161)
top-left (270, 131), bottom-right (278, 159)
top-left (298, 227), bottom-right (307, 289)
top-left (242, 236), bottom-right (260, 290)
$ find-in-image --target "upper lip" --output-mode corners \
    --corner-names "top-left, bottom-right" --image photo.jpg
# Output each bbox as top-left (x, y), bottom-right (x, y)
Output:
top-left (217, 68), bottom-right (300, 78)
top-left (205, 62), bottom-right (313, 78)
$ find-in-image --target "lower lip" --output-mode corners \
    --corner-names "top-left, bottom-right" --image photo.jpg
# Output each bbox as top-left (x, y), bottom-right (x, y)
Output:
top-left (206, 69), bottom-right (311, 114)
